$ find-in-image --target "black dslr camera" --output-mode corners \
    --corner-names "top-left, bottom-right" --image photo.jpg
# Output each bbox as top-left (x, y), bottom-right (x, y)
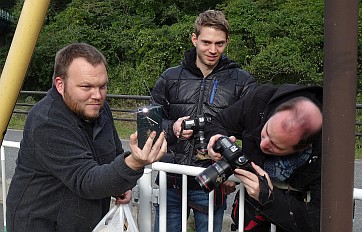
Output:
top-left (195, 136), bottom-right (253, 192)
top-left (181, 115), bottom-right (210, 154)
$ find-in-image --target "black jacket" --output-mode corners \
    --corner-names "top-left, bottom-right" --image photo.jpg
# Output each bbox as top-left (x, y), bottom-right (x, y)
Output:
top-left (151, 47), bottom-right (256, 168)
top-left (206, 84), bottom-right (323, 232)
top-left (6, 86), bottom-right (144, 232)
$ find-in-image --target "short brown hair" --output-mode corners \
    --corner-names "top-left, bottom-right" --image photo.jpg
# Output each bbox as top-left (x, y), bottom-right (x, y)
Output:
top-left (53, 43), bottom-right (107, 82)
top-left (194, 10), bottom-right (230, 38)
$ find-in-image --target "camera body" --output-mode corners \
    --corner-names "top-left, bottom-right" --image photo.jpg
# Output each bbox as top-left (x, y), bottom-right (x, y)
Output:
top-left (195, 136), bottom-right (253, 192)
top-left (181, 115), bottom-right (210, 154)
top-left (136, 106), bottom-right (163, 149)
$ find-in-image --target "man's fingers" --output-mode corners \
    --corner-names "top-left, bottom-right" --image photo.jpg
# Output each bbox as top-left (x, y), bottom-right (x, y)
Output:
top-left (149, 131), bottom-right (167, 161)
top-left (154, 137), bottom-right (167, 161)
top-left (129, 132), bottom-right (138, 146)
top-left (144, 131), bottom-right (157, 149)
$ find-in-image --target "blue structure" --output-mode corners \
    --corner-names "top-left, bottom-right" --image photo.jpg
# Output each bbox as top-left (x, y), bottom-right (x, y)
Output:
top-left (0, 8), bottom-right (12, 34)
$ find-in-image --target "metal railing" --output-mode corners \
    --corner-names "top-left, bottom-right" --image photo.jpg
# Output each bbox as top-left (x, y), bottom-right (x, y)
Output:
top-left (136, 163), bottom-right (251, 232)
top-left (136, 162), bottom-right (362, 232)
top-left (1, 141), bottom-right (362, 231)
top-left (0, 141), bottom-right (20, 232)
top-left (12, 91), bottom-right (362, 136)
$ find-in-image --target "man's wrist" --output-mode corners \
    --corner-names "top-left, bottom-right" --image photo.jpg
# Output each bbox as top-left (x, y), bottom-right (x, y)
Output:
top-left (124, 153), bottom-right (144, 170)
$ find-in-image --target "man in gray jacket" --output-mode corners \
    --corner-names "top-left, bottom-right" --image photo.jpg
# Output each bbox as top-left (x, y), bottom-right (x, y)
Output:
top-left (6, 43), bottom-right (167, 232)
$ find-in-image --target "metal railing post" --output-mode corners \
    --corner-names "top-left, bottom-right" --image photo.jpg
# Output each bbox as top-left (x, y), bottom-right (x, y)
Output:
top-left (138, 168), bottom-right (153, 232)
top-left (181, 174), bottom-right (188, 231)
top-left (158, 170), bottom-right (167, 232)
top-left (1, 141), bottom-right (20, 232)
top-left (0, 145), bottom-right (6, 231)
top-left (208, 191), bottom-right (214, 232)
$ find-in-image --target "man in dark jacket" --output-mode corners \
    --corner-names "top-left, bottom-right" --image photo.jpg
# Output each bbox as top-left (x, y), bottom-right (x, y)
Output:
top-left (151, 10), bottom-right (256, 232)
top-left (206, 84), bottom-right (323, 232)
top-left (6, 43), bottom-right (167, 232)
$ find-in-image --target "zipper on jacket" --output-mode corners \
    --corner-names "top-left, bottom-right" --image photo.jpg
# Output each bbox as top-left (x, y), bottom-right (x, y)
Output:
top-left (196, 79), bottom-right (206, 115)
top-left (209, 79), bottom-right (218, 104)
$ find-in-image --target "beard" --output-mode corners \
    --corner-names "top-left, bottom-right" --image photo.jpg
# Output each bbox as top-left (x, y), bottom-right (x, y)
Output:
top-left (63, 89), bottom-right (102, 121)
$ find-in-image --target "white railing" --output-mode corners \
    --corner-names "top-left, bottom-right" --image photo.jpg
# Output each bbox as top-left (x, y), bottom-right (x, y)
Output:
top-left (136, 162), bottom-right (362, 232)
top-left (136, 162), bottom-right (247, 232)
top-left (0, 141), bottom-right (20, 232)
top-left (1, 141), bottom-right (362, 232)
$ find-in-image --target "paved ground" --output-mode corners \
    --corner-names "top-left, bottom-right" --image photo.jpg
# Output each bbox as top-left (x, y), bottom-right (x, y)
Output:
top-left (1, 129), bottom-right (361, 231)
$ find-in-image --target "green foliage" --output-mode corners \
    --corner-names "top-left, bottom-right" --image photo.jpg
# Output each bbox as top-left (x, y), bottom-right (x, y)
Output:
top-left (222, 0), bottom-right (324, 85)
top-left (355, 93), bottom-right (362, 159)
top-left (1, 0), bottom-right (359, 95)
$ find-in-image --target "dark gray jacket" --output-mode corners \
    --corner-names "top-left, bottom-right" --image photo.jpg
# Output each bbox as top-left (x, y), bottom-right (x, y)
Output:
top-left (6, 86), bottom-right (143, 232)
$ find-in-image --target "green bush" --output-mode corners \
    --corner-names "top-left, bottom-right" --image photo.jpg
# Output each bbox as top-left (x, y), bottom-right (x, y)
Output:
top-left (1, 0), bottom-right (331, 94)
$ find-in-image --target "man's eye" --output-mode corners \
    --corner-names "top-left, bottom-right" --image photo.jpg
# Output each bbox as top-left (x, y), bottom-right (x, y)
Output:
top-left (217, 42), bottom-right (225, 47)
top-left (81, 86), bottom-right (91, 90)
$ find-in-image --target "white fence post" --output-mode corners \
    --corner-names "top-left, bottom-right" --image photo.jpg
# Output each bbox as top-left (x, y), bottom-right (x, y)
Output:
top-left (1, 140), bottom-right (20, 231)
top-left (138, 168), bottom-right (153, 232)
top-left (208, 190), bottom-right (214, 232)
top-left (0, 145), bottom-right (6, 230)
top-left (158, 170), bottom-right (167, 232)
top-left (182, 174), bottom-right (188, 231)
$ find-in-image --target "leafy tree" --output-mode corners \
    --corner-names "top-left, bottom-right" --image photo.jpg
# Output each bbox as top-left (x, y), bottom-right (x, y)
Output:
top-left (2, 0), bottom-right (361, 95)
top-left (222, 0), bottom-right (324, 85)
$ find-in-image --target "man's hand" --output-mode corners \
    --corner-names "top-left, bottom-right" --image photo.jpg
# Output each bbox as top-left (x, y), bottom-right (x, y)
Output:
top-left (173, 116), bottom-right (193, 139)
top-left (114, 190), bottom-right (132, 205)
top-left (222, 180), bottom-right (237, 195)
top-left (125, 130), bottom-right (167, 170)
top-left (207, 134), bottom-right (237, 161)
top-left (234, 162), bottom-right (273, 202)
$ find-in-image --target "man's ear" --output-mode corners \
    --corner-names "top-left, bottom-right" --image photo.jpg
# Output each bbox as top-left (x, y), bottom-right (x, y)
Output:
top-left (54, 77), bottom-right (64, 96)
top-left (226, 36), bottom-right (230, 45)
top-left (191, 33), bottom-right (197, 47)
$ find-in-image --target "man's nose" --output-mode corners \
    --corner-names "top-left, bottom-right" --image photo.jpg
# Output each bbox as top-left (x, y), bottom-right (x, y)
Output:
top-left (209, 44), bottom-right (217, 53)
top-left (91, 88), bottom-right (102, 99)
top-left (260, 138), bottom-right (270, 150)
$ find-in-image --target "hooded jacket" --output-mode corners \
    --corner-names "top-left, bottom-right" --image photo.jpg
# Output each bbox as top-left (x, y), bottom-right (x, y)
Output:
top-left (151, 47), bottom-right (256, 168)
top-left (206, 83), bottom-right (323, 232)
top-left (6, 86), bottom-right (144, 232)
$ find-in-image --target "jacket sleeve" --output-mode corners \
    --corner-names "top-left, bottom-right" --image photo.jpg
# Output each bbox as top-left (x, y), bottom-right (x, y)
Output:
top-left (205, 96), bottom-right (247, 139)
top-left (150, 73), bottom-right (178, 144)
top-left (31, 121), bottom-right (144, 199)
top-left (255, 180), bottom-right (320, 231)
top-left (236, 69), bottom-right (257, 100)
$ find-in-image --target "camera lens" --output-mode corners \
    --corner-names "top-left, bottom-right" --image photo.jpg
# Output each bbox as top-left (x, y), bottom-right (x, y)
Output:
top-left (195, 160), bottom-right (233, 192)
top-left (194, 130), bottom-right (208, 154)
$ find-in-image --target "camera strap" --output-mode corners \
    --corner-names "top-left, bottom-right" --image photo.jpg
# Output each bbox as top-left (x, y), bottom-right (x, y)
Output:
top-left (258, 174), bottom-right (274, 206)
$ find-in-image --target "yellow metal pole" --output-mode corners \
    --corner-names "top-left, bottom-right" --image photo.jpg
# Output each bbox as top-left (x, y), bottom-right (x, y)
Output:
top-left (0, 0), bottom-right (50, 144)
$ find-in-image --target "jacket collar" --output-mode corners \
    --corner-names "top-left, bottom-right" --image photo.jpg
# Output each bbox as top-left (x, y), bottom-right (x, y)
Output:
top-left (182, 47), bottom-right (238, 77)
